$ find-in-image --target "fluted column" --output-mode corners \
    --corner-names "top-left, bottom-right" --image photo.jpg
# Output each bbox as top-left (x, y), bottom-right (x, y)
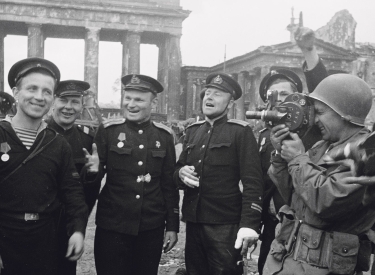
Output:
top-left (236, 71), bottom-right (247, 120)
top-left (185, 76), bottom-right (195, 118)
top-left (0, 25), bottom-right (5, 92)
top-left (128, 31), bottom-right (141, 74)
top-left (157, 34), bottom-right (182, 120)
top-left (84, 27), bottom-right (100, 99)
top-left (120, 32), bottom-right (130, 107)
top-left (27, 24), bottom-right (44, 58)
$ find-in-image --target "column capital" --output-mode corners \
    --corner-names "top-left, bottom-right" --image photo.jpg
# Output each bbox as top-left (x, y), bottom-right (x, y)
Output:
top-left (26, 23), bottom-right (42, 28)
top-left (85, 27), bottom-right (101, 34)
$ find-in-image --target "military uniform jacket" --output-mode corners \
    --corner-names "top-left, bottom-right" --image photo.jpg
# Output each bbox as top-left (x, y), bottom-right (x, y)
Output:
top-left (269, 128), bottom-right (375, 235)
top-left (175, 116), bottom-right (263, 231)
top-left (46, 117), bottom-right (102, 212)
top-left (0, 120), bottom-right (88, 236)
top-left (94, 119), bottom-right (179, 236)
top-left (259, 59), bottom-right (328, 216)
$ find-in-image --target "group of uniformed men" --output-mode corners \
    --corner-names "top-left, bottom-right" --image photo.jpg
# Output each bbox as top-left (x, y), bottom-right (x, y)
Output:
top-left (0, 26), bottom-right (374, 275)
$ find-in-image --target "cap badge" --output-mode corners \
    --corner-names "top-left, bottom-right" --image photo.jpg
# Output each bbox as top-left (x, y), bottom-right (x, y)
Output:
top-left (270, 70), bottom-right (278, 76)
top-left (66, 83), bottom-right (77, 90)
top-left (213, 75), bottom-right (223, 84)
top-left (131, 75), bottom-right (141, 84)
top-left (37, 64), bottom-right (41, 67)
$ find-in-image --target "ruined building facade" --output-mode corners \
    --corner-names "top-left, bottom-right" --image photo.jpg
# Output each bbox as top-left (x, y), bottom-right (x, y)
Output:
top-left (180, 10), bottom-right (375, 127)
top-left (0, 0), bottom-right (189, 121)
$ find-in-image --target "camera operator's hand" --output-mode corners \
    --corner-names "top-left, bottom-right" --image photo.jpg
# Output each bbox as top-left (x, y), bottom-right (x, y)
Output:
top-left (294, 27), bottom-right (315, 51)
top-left (270, 124), bottom-right (290, 153)
top-left (280, 133), bottom-right (305, 163)
top-left (179, 165), bottom-right (199, 188)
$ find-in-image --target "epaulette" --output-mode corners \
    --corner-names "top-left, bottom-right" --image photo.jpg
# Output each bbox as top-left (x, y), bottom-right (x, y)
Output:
top-left (228, 119), bottom-right (249, 127)
top-left (102, 118), bottom-right (126, 128)
top-left (153, 121), bottom-right (173, 135)
top-left (310, 140), bottom-right (325, 150)
top-left (259, 128), bottom-right (267, 133)
top-left (186, 120), bottom-right (205, 129)
top-left (77, 124), bottom-right (95, 137)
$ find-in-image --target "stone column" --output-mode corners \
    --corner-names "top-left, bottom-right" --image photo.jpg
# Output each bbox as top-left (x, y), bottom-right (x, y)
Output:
top-left (157, 34), bottom-right (182, 121)
top-left (0, 25), bottom-right (5, 92)
top-left (236, 71), bottom-right (247, 120)
top-left (185, 76), bottom-right (195, 119)
top-left (27, 24), bottom-right (44, 58)
top-left (157, 37), bottom-right (168, 114)
top-left (84, 27), bottom-right (100, 99)
top-left (128, 31), bottom-right (141, 74)
top-left (120, 32), bottom-right (129, 107)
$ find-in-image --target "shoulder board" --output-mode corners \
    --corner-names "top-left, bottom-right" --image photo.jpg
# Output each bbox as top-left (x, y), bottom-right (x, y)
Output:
top-left (259, 128), bottom-right (267, 133)
top-left (153, 121), bottom-right (173, 135)
top-left (310, 140), bottom-right (325, 149)
top-left (228, 119), bottom-right (249, 127)
top-left (77, 124), bottom-right (95, 137)
top-left (186, 120), bottom-right (205, 129)
top-left (102, 118), bottom-right (126, 128)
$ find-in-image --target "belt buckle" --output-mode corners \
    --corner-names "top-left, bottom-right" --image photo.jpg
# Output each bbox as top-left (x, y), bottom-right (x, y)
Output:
top-left (24, 213), bottom-right (39, 221)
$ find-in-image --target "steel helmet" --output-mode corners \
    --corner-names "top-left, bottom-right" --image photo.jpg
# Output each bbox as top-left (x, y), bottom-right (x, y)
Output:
top-left (309, 74), bottom-right (373, 126)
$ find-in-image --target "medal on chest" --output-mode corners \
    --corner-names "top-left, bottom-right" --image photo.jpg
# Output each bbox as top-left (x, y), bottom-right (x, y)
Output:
top-left (0, 142), bottom-right (11, 162)
top-left (117, 132), bottom-right (126, 148)
top-left (156, 141), bottom-right (161, 148)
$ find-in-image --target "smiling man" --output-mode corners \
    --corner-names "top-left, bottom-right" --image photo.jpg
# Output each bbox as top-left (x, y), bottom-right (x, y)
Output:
top-left (46, 80), bottom-right (101, 275)
top-left (175, 73), bottom-right (263, 275)
top-left (0, 58), bottom-right (88, 274)
top-left (93, 74), bottom-right (179, 275)
top-left (264, 74), bottom-right (375, 275)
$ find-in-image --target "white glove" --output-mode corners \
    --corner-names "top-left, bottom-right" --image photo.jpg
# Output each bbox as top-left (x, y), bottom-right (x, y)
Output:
top-left (234, 227), bottom-right (259, 255)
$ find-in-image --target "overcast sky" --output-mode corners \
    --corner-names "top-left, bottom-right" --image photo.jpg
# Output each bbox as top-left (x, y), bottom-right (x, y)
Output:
top-left (3, 0), bottom-right (375, 105)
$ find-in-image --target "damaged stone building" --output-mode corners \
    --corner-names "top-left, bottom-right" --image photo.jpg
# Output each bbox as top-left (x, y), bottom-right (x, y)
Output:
top-left (180, 10), bottom-right (375, 128)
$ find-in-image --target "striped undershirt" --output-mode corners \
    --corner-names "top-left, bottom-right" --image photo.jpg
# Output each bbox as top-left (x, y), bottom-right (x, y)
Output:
top-left (13, 126), bottom-right (38, 150)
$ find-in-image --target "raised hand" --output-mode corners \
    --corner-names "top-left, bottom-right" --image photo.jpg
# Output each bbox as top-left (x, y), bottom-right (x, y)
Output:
top-left (83, 143), bottom-right (99, 173)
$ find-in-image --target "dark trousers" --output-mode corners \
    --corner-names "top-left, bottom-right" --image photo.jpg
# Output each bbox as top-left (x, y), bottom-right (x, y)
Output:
top-left (185, 222), bottom-right (243, 275)
top-left (258, 214), bottom-right (278, 275)
top-left (94, 225), bottom-right (165, 275)
top-left (0, 216), bottom-right (58, 275)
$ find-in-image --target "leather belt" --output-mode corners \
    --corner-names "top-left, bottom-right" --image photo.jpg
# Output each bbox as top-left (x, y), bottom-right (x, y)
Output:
top-left (0, 212), bottom-right (50, 221)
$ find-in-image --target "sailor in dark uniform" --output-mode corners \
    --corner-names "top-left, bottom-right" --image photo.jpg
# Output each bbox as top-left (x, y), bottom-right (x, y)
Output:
top-left (0, 58), bottom-right (88, 274)
top-left (93, 74), bottom-right (179, 275)
top-left (46, 80), bottom-right (101, 275)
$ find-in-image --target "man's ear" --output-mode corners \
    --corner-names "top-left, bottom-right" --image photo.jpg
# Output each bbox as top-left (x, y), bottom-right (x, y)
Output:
top-left (151, 95), bottom-right (158, 110)
top-left (226, 97), bottom-right (234, 110)
top-left (12, 87), bottom-right (19, 100)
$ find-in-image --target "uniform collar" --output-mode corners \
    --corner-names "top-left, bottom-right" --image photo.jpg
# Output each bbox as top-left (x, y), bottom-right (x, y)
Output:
top-left (126, 119), bottom-right (151, 130)
top-left (205, 115), bottom-right (228, 127)
top-left (46, 117), bottom-right (75, 134)
top-left (5, 115), bottom-right (47, 136)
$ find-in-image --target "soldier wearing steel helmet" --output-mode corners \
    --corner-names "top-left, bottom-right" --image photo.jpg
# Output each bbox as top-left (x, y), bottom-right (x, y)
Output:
top-left (263, 74), bottom-right (375, 275)
top-left (257, 26), bottom-right (328, 275)
top-left (175, 73), bottom-right (263, 274)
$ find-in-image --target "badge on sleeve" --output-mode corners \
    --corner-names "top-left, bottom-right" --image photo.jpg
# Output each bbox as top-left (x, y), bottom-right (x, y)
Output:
top-left (117, 132), bottom-right (126, 148)
top-left (1, 142), bottom-right (11, 162)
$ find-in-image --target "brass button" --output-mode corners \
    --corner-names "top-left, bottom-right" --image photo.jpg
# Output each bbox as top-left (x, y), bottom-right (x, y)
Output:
top-left (138, 161), bottom-right (143, 166)
top-left (138, 130), bottom-right (143, 134)
top-left (313, 240), bottom-right (317, 245)
top-left (198, 160), bottom-right (201, 163)
top-left (342, 247), bottom-right (348, 253)
top-left (302, 237), bottom-right (307, 242)
top-left (136, 195), bottom-right (140, 199)
top-left (139, 145), bottom-right (144, 149)
top-left (202, 145), bottom-right (205, 148)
